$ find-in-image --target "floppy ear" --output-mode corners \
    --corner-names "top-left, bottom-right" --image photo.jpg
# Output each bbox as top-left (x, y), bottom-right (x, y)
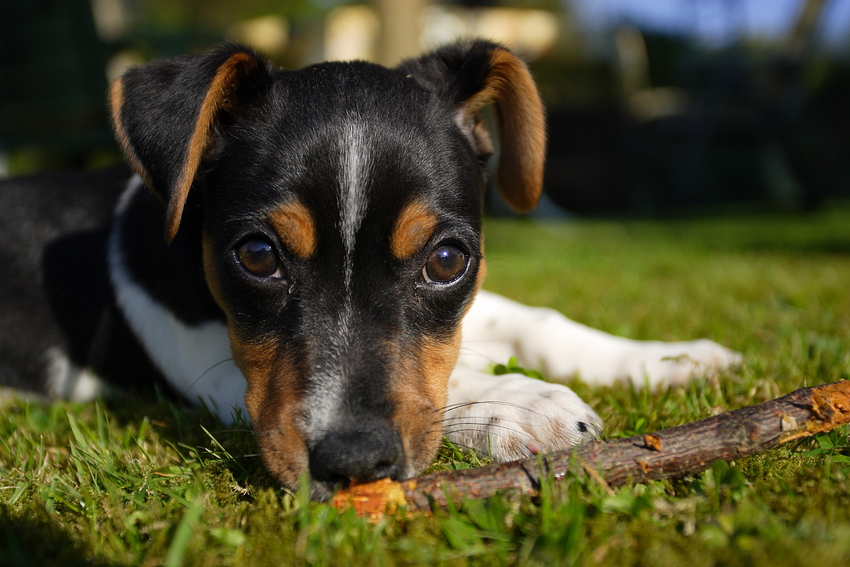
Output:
top-left (399, 40), bottom-right (546, 212)
top-left (109, 44), bottom-right (273, 242)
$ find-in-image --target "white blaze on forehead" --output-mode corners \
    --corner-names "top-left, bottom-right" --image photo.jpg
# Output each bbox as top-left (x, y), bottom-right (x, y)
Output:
top-left (339, 120), bottom-right (370, 288)
top-left (300, 120), bottom-right (375, 441)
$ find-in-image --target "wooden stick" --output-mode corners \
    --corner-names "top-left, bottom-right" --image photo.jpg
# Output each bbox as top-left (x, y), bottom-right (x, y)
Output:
top-left (331, 380), bottom-right (850, 519)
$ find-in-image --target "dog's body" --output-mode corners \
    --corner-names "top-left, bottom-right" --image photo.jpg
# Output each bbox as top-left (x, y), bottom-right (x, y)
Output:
top-left (0, 41), bottom-right (739, 499)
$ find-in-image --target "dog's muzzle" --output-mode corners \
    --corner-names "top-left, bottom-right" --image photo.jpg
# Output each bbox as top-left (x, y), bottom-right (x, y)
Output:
top-left (308, 419), bottom-right (404, 496)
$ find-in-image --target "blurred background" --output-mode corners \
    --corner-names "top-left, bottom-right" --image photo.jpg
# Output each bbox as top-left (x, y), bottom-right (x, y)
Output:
top-left (1, 0), bottom-right (848, 216)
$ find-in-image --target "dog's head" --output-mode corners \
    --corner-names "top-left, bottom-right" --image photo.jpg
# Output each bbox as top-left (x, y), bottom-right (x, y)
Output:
top-left (109, 40), bottom-right (545, 499)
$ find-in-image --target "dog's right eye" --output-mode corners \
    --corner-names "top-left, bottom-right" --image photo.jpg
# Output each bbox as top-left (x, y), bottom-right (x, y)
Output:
top-left (236, 239), bottom-right (283, 278)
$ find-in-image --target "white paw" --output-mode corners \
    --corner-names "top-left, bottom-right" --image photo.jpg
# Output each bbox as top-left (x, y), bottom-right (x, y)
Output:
top-left (617, 339), bottom-right (743, 386)
top-left (444, 368), bottom-right (602, 463)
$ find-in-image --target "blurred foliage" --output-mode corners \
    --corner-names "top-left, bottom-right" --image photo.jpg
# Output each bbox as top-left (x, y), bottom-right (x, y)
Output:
top-left (140, 0), bottom-right (323, 30)
top-left (2, 0), bottom-right (849, 214)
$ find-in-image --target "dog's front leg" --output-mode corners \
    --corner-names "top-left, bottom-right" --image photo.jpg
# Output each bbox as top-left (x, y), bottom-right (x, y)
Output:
top-left (458, 290), bottom-right (741, 387)
top-left (443, 366), bottom-right (602, 462)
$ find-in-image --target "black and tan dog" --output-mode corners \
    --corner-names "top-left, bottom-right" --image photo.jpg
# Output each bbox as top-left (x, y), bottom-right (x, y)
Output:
top-left (0, 40), bottom-right (739, 499)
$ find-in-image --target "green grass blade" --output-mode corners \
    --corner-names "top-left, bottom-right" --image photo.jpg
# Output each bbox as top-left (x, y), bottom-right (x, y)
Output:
top-left (164, 494), bottom-right (205, 567)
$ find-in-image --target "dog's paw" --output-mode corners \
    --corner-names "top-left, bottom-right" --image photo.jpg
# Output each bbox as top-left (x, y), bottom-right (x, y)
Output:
top-left (616, 339), bottom-right (742, 386)
top-left (444, 368), bottom-right (602, 463)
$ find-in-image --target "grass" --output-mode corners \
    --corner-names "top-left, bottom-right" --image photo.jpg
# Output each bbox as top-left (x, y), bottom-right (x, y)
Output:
top-left (3, 205), bottom-right (850, 565)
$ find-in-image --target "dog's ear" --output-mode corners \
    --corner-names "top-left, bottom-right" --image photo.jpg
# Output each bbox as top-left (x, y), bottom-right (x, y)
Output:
top-left (400, 40), bottom-right (546, 212)
top-left (110, 44), bottom-right (273, 242)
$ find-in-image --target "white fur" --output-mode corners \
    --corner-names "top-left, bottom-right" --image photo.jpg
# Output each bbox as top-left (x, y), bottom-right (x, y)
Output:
top-left (444, 290), bottom-right (741, 459)
top-left (43, 346), bottom-right (110, 402)
top-left (458, 290), bottom-right (742, 387)
top-left (103, 179), bottom-right (740, 459)
top-left (444, 366), bottom-right (602, 461)
top-left (340, 120), bottom-right (370, 289)
top-left (108, 180), bottom-right (247, 423)
top-left (300, 308), bottom-right (355, 443)
top-left (299, 122), bottom-right (373, 439)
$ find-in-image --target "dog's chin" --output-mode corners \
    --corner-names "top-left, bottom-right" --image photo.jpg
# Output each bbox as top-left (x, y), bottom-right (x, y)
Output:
top-left (256, 421), bottom-right (442, 500)
top-left (308, 479), bottom-right (343, 502)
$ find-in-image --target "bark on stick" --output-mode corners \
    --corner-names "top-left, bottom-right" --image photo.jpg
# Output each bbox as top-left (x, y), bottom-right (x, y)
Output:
top-left (331, 380), bottom-right (850, 519)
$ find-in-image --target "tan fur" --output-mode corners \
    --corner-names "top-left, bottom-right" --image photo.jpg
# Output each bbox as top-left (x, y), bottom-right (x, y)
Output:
top-left (269, 201), bottom-right (318, 259)
top-left (463, 48), bottom-right (546, 213)
top-left (205, 222), bottom-right (310, 487)
top-left (416, 333), bottom-right (461, 413)
top-left (390, 200), bottom-right (438, 261)
top-left (163, 52), bottom-right (259, 242)
top-left (108, 79), bottom-right (154, 192)
top-left (391, 241), bottom-right (486, 473)
top-left (231, 335), bottom-right (308, 490)
top-left (388, 332), bottom-right (460, 476)
top-left (109, 53), bottom-right (259, 241)
top-left (201, 231), bottom-right (228, 314)
top-left (471, 113), bottom-right (494, 161)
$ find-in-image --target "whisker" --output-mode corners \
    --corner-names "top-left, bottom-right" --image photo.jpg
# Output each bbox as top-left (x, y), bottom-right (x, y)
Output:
top-left (440, 421), bottom-right (534, 439)
top-left (207, 428), bottom-right (255, 435)
top-left (181, 357), bottom-right (236, 397)
top-left (439, 400), bottom-right (539, 414)
top-left (439, 400), bottom-right (569, 423)
top-left (440, 415), bottom-right (532, 429)
top-left (435, 439), bottom-right (482, 455)
top-left (432, 400), bottom-right (536, 420)
top-left (439, 401), bottom-right (501, 414)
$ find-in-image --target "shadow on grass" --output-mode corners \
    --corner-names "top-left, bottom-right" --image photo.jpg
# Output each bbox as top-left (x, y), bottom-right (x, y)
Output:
top-left (0, 505), bottom-right (115, 567)
top-left (29, 382), bottom-right (281, 500)
top-left (100, 390), bottom-right (282, 493)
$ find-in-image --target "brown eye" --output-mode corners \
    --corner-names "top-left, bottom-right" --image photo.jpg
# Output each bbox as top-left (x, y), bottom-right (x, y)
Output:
top-left (237, 239), bottom-right (282, 278)
top-left (423, 245), bottom-right (467, 283)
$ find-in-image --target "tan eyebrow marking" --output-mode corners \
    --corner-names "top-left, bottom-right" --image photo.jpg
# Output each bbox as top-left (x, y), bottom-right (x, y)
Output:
top-left (391, 200), bottom-right (438, 261)
top-left (109, 78), bottom-right (155, 193)
top-left (269, 200), bottom-right (317, 259)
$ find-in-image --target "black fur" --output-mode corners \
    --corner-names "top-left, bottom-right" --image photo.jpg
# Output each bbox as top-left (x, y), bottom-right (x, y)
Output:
top-left (0, 166), bottom-right (165, 392)
top-left (0, 39), bottom-right (535, 497)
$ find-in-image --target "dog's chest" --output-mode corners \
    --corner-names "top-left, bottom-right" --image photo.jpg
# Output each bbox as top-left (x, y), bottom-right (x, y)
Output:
top-left (109, 181), bottom-right (248, 422)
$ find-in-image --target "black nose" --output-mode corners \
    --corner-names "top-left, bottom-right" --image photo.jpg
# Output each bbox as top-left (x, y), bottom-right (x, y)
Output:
top-left (309, 423), bottom-right (403, 485)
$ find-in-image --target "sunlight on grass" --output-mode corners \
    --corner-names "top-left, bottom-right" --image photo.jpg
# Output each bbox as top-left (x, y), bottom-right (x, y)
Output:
top-left (3, 207), bottom-right (850, 565)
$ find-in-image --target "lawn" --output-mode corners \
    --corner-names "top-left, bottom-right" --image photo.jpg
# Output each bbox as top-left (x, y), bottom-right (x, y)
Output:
top-left (3, 206), bottom-right (850, 566)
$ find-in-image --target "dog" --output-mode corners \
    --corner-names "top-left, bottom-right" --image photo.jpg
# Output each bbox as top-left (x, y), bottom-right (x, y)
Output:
top-left (0, 40), bottom-right (740, 500)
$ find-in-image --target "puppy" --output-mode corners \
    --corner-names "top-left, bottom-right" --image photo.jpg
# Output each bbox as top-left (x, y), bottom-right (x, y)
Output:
top-left (0, 40), bottom-right (739, 500)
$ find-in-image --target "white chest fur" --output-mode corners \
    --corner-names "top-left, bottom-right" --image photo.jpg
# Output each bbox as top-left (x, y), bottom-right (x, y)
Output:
top-left (108, 179), bottom-right (247, 423)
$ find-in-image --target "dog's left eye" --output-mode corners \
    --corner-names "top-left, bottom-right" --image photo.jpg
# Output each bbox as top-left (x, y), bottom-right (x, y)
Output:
top-left (422, 245), bottom-right (468, 284)
top-left (236, 239), bottom-right (283, 278)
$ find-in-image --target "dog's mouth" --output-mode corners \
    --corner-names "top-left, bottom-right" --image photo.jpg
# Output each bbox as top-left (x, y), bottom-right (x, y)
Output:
top-left (250, 408), bottom-right (439, 501)
top-left (308, 472), bottom-right (408, 503)
top-left (305, 422), bottom-right (409, 500)
top-left (232, 308), bottom-right (457, 499)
